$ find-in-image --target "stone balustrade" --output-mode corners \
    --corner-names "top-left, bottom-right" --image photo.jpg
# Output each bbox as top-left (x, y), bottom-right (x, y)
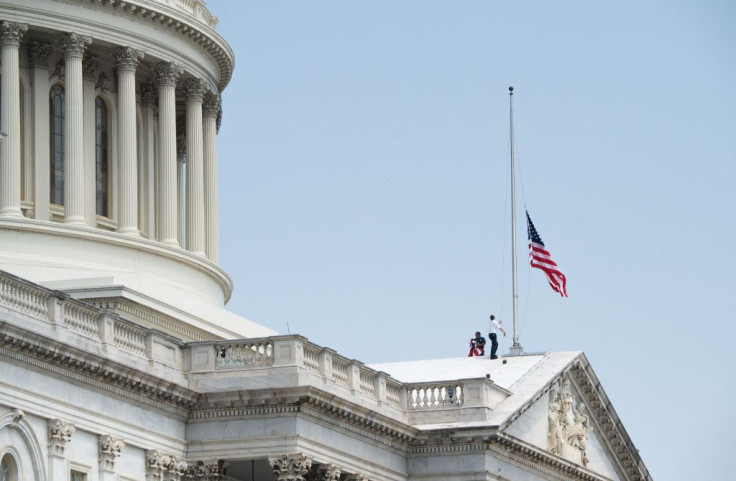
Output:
top-left (0, 269), bottom-right (510, 423)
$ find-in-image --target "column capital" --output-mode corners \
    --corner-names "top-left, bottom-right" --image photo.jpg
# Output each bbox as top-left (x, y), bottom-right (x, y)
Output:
top-left (182, 77), bottom-right (206, 102)
top-left (48, 419), bottom-right (76, 456)
top-left (343, 475), bottom-right (369, 481)
top-left (58, 32), bottom-right (92, 58)
top-left (154, 61), bottom-right (183, 88)
top-left (141, 82), bottom-right (158, 108)
top-left (98, 434), bottom-right (125, 471)
top-left (114, 46), bottom-right (144, 72)
top-left (308, 464), bottom-right (342, 481)
top-left (28, 41), bottom-right (54, 69)
top-left (268, 454), bottom-right (312, 481)
top-left (203, 92), bottom-right (221, 118)
top-left (0, 21), bottom-right (27, 47)
top-left (176, 136), bottom-right (187, 160)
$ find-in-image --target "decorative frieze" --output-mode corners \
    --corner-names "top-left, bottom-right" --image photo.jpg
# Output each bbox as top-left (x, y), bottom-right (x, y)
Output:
top-left (48, 419), bottom-right (76, 456)
top-left (268, 454), bottom-right (312, 481)
top-left (202, 92), bottom-right (221, 118)
top-left (182, 78), bottom-right (206, 102)
top-left (98, 434), bottom-right (125, 471)
top-left (547, 378), bottom-right (590, 467)
top-left (28, 41), bottom-right (54, 69)
top-left (0, 21), bottom-right (27, 47)
top-left (154, 62), bottom-right (184, 88)
top-left (114, 46), bottom-right (145, 71)
top-left (57, 32), bottom-right (92, 58)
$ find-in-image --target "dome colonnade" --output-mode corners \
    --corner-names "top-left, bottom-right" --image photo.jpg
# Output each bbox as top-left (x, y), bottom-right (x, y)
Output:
top-left (0, 1), bottom-right (227, 262)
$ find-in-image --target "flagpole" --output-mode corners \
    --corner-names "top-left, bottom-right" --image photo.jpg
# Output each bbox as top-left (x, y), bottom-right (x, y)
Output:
top-left (509, 86), bottom-right (523, 356)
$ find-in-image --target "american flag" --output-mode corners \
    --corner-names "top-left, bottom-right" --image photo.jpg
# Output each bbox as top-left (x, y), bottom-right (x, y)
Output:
top-left (526, 211), bottom-right (568, 297)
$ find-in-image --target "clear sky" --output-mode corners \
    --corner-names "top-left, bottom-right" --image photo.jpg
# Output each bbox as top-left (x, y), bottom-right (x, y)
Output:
top-left (208, 1), bottom-right (736, 479)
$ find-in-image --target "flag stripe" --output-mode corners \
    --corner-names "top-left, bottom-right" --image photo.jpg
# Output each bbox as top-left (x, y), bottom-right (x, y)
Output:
top-left (526, 211), bottom-right (568, 297)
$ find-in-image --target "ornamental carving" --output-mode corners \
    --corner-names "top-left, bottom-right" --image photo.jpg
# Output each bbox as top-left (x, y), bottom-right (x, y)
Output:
top-left (182, 78), bottom-right (206, 102)
top-left (48, 418), bottom-right (76, 456)
top-left (306, 464), bottom-right (341, 481)
top-left (114, 46), bottom-right (145, 72)
top-left (202, 92), bottom-right (221, 118)
top-left (176, 136), bottom-right (187, 159)
top-left (96, 72), bottom-right (113, 93)
top-left (57, 32), bottom-right (92, 58)
top-left (141, 82), bottom-right (158, 108)
top-left (154, 62), bottom-right (184, 88)
top-left (146, 450), bottom-right (186, 481)
top-left (84, 56), bottom-right (99, 80)
top-left (547, 378), bottom-right (590, 467)
top-left (0, 21), bottom-right (28, 47)
top-left (99, 434), bottom-right (125, 471)
top-left (268, 454), bottom-right (312, 481)
top-left (28, 41), bottom-right (54, 69)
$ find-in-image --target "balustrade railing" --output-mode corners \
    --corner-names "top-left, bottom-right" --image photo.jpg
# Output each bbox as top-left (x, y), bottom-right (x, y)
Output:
top-left (386, 379), bottom-right (403, 409)
top-left (407, 382), bottom-right (463, 409)
top-left (0, 275), bottom-right (49, 320)
top-left (332, 357), bottom-right (349, 387)
top-left (215, 340), bottom-right (273, 369)
top-left (64, 302), bottom-right (100, 340)
top-left (113, 320), bottom-right (147, 357)
top-left (303, 342), bottom-right (320, 373)
top-left (359, 370), bottom-right (376, 396)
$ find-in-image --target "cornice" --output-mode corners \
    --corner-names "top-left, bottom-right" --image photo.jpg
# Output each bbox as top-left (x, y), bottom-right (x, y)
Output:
top-left (0, 322), bottom-right (198, 414)
top-left (190, 388), bottom-right (417, 452)
top-left (1, 0), bottom-right (234, 91)
top-left (568, 357), bottom-right (652, 481)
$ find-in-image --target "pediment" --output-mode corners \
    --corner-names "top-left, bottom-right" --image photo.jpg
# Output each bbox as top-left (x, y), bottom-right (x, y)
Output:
top-left (499, 355), bottom-right (650, 481)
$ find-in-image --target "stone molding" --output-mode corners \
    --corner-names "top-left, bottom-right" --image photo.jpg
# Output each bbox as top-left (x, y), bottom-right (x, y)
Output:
top-left (28, 41), bottom-right (54, 69)
top-left (48, 418), bottom-right (76, 456)
top-left (0, 21), bottom-right (28, 47)
top-left (202, 92), bottom-right (221, 118)
top-left (114, 46), bottom-right (145, 72)
top-left (57, 32), bottom-right (92, 58)
top-left (0, 326), bottom-right (198, 411)
top-left (183, 78), bottom-right (206, 102)
top-left (99, 434), bottom-right (125, 471)
top-left (268, 454), bottom-right (312, 481)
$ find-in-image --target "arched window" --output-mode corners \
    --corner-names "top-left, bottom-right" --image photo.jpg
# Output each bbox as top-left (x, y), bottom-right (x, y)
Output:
top-left (1, 454), bottom-right (17, 481)
top-left (95, 97), bottom-right (110, 217)
top-left (49, 84), bottom-right (65, 205)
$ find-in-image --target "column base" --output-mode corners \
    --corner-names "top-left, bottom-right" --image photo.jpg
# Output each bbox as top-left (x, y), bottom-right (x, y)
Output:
top-left (117, 227), bottom-right (141, 237)
top-left (63, 216), bottom-right (88, 227)
top-left (160, 238), bottom-right (181, 248)
top-left (0, 208), bottom-right (24, 218)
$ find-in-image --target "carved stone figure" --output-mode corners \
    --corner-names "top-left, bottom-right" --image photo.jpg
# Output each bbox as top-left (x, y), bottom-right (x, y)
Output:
top-left (546, 378), bottom-right (591, 468)
top-left (547, 389), bottom-right (562, 454)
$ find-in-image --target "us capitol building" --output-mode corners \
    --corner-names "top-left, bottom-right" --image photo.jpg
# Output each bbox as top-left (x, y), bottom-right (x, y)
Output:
top-left (0, 1), bottom-right (652, 480)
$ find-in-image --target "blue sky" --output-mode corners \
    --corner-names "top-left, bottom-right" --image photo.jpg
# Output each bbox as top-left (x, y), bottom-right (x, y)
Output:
top-left (209, 1), bottom-right (736, 479)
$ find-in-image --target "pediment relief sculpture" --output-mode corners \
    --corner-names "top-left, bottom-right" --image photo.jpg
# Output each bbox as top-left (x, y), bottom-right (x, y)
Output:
top-left (547, 378), bottom-right (590, 467)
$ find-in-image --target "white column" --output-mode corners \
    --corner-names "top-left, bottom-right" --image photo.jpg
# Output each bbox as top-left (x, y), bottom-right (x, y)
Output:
top-left (114, 46), bottom-right (145, 235)
top-left (154, 62), bottom-right (183, 246)
top-left (183, 78), bottom-right (206, 256)
top-left (58, 33), bottom-right (92, 225)
top-left (29, 41), bottom-right (53, 221)
top-left (176, 136), bottom-right (186, 249)
top-left (83, 56), bottom-right (98, 225)
top-left (140, 83), bottom-right (157, 238)
top-left (0, 21), bottom-right (28, 217)
top-left (202, 92), bottom-right (220, 262)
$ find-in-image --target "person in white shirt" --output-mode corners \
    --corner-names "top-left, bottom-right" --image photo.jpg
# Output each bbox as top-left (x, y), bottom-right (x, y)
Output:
top-left (488, 314), bottom-right (507, 360)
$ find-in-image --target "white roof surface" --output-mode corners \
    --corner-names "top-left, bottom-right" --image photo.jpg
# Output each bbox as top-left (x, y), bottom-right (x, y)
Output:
top-left (370, 351), bottom-right (583, 428)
